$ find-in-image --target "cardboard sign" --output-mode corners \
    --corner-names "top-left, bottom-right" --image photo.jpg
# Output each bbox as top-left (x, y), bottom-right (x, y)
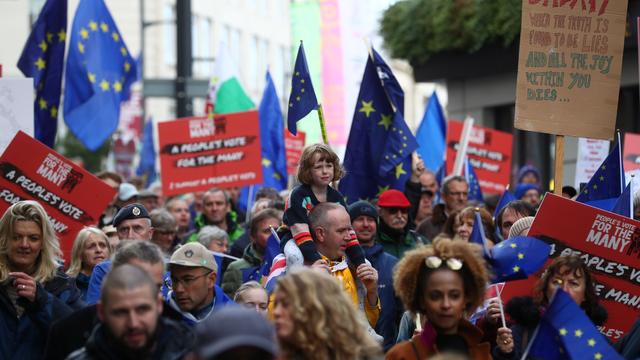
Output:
top-left (158, 111), bottom-right (263, 196)
top-left (445, 120), bottom-right (513, 194)
top-left (514, 0), bottom-right (628, 140)
top-left (0, 131), bottom-right (116, 261)
top-left (575, 138), bottom-right (610, 189)
top-left (502, 194), bottom-right (640, 342)
top-left (284, 130), bottom-right (306, 175)
top-left (0, 78), bottom-right (34, 154)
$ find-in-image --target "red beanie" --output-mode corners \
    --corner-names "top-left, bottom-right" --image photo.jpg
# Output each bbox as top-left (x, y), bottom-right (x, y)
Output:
top-left (378, 189), bottom-right (411, 208)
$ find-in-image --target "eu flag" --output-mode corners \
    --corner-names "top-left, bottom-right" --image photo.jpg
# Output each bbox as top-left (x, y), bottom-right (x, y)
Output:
top-left (576, 142), bottom-right (624, 211)
top-left (611, 181), bottom-right (632, 218)
top-left (135, 118), bottom-right (156, 188)
top-left (416, 92), bottom-right (447, 172)
top-left (238, 71), bottom-right (288, 211)
top-left (465, 158), bottom-right (484, 202)
top-left (339, 48), bottom-right (418, 203)
top-left (493, 188), bottom-right (516, 241)
top-left (63, 0), bottom-right (137, 151)
top-left (17, 0), bottom-right (67, 148)
top-left (287, 42), bottom-right (318, 135)
top-left (529, 289), bottom-right (623, 360)
top-left (489, 236), bottom-right (550, 283)
top-left (469, 210), bottom-right (491, 259)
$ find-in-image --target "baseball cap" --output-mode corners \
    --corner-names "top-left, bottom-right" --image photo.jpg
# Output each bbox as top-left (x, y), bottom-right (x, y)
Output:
top-left (118, 183), bottom-right (138, 201)
top-left (378, 189), bottom-right (411, 208)
top-left (348, 200), bottom-right (378, 221)
top-left (195, 306), bottom-right (277, 359)
top-left (112, 203), bottom-right (150, 228)
top-left (137, 189), bottom-right (158, 199)
top-left (169, 242), bottom-right (218, 273)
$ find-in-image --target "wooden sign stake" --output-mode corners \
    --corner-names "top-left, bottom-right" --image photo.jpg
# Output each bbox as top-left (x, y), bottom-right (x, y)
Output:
top-left (554, 135), bottom-right (564, 195)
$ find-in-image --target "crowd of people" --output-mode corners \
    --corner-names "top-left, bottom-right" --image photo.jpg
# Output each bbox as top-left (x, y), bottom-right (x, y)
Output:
top-left (1, 143), bottom-right (639, 360)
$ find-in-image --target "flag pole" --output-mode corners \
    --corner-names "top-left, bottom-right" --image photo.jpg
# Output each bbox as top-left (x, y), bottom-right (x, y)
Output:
top-left (316, 103), bottom-right (329, 145)
top-left (553, 135), bottom-right (565, 195)
top-left (453, 116), bottom-right (474, 176)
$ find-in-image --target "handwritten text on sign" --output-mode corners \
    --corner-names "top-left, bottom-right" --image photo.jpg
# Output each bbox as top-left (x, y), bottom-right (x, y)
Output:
top-left (515, 0), bottom-right (628, 140)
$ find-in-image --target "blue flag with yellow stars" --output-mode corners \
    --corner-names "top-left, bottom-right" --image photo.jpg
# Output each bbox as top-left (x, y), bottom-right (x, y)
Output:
top-left (238, 71), bottom-right (288, 212)
top-left (489, 236), bottom-right (550, 283)
top-left (529, 289), bottom-right (623, 360)
top-left (17, 0), bottom-right (67, 148)
top-left (287, 42), bottom-right (318, 135)
top-left (611, 182), bottom-right (632, 218)
top-left (465, 158), bottom-right (484, 202)
top-left (63, 0), bottom-right (137, 151)
top-left (469, 210), bottom-right (491, 259)
top-left (339, 47), bottom-right (418, 204)
top-left (135, 118), bottom-right (156, 188)
top-left (576, 142), bottom-right (624, 212)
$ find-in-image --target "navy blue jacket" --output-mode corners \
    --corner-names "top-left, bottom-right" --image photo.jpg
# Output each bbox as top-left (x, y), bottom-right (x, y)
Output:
top-left (0, 270), bottom-right (83, 360)
top-left (364, 243), bottom-right (402, 351)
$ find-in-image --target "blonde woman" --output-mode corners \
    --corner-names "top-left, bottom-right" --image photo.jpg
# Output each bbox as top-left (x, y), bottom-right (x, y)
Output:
top-left (66, 227), bottom-right (111, 299)
top-left (0, 200), bottom-right (83, 359)
top-left (233, 280), bottom-right (269, 317)
top-left (273, 268), bottom-right (382, 360)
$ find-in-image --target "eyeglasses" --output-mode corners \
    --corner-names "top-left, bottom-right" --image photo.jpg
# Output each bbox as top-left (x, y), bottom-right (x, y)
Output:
top-left (424, 256), bottom-right (463, 271)
top-left (165, 271), bottom-right (212, 289)
top-left (386, 207), bottom-right (409, 215)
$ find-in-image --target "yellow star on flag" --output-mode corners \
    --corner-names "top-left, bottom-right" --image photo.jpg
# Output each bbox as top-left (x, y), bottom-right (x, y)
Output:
top-left (510, 243), bottom-right (517, 248)
top-left (38, 40), bottom-right (48, 52)
top-left (517, 253), bottom-right (524, 259)
top-left (80, 28), bottom-right (89, 39)
top-left (594, 353), bottom-right (602, 360)
top-left (301, 88), bottom-right (305, 93)
top-left (46, 32), bottom-right (53, 43)
top-left (35, 57), bottom-right (46, 70)
top-left (88, 72), bottom-right (96, 83)
top-left (593, 184), bottom-right (597, 190)
top-left (124, 61), bottom-right (131, 72)
top-left (273, 173), bottom-right (282, 180)
top-left (112, 32), bottom-right (120, 42)
top-left (262, 158), bottom-right (272, 167)
top-left (296, 96), bottom-right (301, 101)
top-left (38, 98), bottom-right (48, 110)
top-left (587, 338), bottom-right (596, 347)
top-left (601, 165), bottom-right (606, 170)
top-left (100, 22), bottom-right (109, 32)
top-left (559, 328), bottom-right (568, 336)
top-left (599, 176), bottom-right (604, 181)
top-left (50, 106), bottom-right (58, 118)
top-left (378, 114), bottom-right (392, 130)
top-left (301, 79), bottom-right (305, 83)
top-left (120, 47), bottom-right (127, 56)
top-left (78, 42), bottom-right (85, 54)
top-left (295, 71), bottom-right (300, 76)
top-left (100, 80), bottom-right (110, 91)
top-left (377, 185), bottom-right (390, 196)
top-left (574, 329), bottom-right (583, 338)
top-left (512, 265), bottom-right (520, 272)
top-left (57, 29), bottom-right (66, 42)
top-left (89, 21), bottom-right (98, 31)
top-left (113, 81), bottom-right (122, 92)
top-left (395, 163), bottom-right (406, 179)
top-left (358, 100), bottom-right (375, 118)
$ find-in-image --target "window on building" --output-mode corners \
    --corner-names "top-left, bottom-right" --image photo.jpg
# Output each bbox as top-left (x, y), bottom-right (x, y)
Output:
top-left (163, 4), bottom-right (176, 66)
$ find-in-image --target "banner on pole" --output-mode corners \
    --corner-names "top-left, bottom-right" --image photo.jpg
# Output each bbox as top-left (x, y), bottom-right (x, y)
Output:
top-left (514, 0), bottom-right (629, 140)
top-left (0, 131), bottom-right (116, 261)
top-left (445, 120), bottom-right (513, 194)
top-left (158, 111), bottom-right (263, 196)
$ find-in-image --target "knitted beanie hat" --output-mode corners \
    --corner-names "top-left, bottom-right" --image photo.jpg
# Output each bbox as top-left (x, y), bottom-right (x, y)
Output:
top-left (508, 216), bottom-right (535, 238)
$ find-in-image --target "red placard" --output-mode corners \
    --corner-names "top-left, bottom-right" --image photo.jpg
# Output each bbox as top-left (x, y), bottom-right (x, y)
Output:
top-left (158, 111), bottom-right (263, 196)
top-left (0, 131), bottom-right (116, 261)
top-left (445, 121), bottom-right (513, 194)
top-left (623, 132), bottom-right (640, 173)
top-left (284, 130), bottom-right (305, 175)
top-left (500, 194), bottom-right (640, 342)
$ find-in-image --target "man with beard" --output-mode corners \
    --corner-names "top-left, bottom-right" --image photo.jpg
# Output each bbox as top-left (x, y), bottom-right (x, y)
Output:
top-left (374, 189), bottom-right (427, 259)
top-left (66, 264), bottom-right (192, 359)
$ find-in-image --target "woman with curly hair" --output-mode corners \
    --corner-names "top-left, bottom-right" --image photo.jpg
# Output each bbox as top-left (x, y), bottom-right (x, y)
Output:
top-left (0, 200), bottom-right (83, 359)
top-left (493, 255), bottom-right (607, 359)
top-left (454, 207), bottom-right (497, 245)
top-left (66, 226), bottom-right (111, 299)
top-left (273, 268), bottom-right (382, 360)
top-left (387, 239), bottom-right (492, 359)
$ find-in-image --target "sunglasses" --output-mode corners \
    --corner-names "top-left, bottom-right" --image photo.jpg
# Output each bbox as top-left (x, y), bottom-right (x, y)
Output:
top-left (424, 256), bottom-right (463, 271)
top-left (387, 207), bottom-right (409, 214)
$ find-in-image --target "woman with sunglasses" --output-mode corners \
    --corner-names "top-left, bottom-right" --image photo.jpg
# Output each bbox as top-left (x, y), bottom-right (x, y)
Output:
top-left (387, 239), bottom-right (491, 359)
top-left (493, 255), bottom-right (607, 359)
